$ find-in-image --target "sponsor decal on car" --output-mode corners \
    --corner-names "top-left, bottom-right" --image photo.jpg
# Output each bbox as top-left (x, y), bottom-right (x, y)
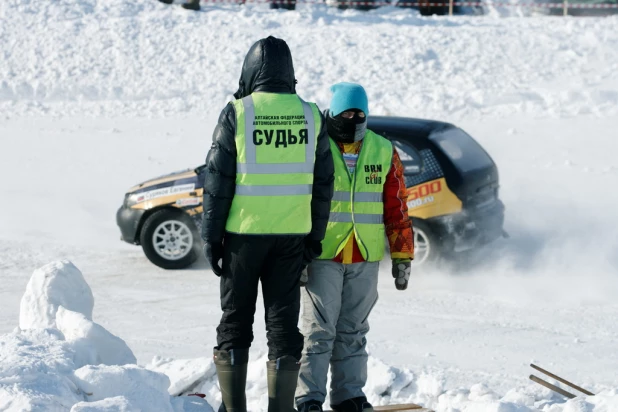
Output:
top-left (176, 197), bottom-right (201, 207)
top-left (406, 178), bottom-right (463, 218)
top-left (408, 196), bottom-right (435, 209)
top-left (139, 184), bottom-right (195, 201)
top-left (407, 181), bottom-right (442, 209)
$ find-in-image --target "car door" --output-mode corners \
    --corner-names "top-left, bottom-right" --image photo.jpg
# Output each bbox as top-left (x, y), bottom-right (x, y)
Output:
top-left (389, 137), bottom-right (463, 219)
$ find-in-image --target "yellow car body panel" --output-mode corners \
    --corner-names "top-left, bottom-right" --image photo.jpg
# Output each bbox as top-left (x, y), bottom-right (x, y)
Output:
top-left (406, 177), bottom-right (463, 220)
top-left (130, 188), bottom-right (204, 213)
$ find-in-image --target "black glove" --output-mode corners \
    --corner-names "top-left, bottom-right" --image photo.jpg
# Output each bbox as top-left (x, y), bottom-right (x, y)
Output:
top-left (299, 266), bottom-right (309, 287)
top-left (204, 242), bottom-right (223, 277)
top-left (302, 239), bottom-right (322, 267)
top-left (392, 259), bottom-right (411, 291)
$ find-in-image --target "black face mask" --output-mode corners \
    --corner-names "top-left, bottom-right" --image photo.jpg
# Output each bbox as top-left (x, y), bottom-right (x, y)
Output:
top-left (326, 111), bottom-right (367, 144)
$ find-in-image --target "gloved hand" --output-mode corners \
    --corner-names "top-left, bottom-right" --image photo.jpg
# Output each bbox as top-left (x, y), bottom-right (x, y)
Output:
top-left (299, 239), bottom-right (321, 287)
top-left (392, 259), bottom-right (411, 291)
top-left (302, 239), bottom-right (322, 267)
top-left (204, 242), bottom-right (223, 277)
top-left (299, 266), bottom-right (309, 287)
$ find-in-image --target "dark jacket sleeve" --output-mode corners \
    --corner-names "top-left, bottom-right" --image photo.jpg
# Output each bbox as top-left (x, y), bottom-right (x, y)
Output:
top-left (202, 103), bottom-right (237, 244)
top-left (308, 112), bottom-right (334, 242)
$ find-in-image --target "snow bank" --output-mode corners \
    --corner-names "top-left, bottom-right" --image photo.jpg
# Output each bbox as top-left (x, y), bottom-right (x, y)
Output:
top-left (148, 353), bottom-right (618, 412)
top-left (0, 329), bottom-right (84, 411)
top-left (148, 356), bottom-right (216, 396)
top-left (1, 0), bottom-right (617, 119)
top-left (56, 306), bottom-right (136, 367)
top-left (19, 259), bottom-right (136, 366)
top-left (0, 260), bottom-right (212, 412)
top-left (546, 391), bottom-right (618, 412)
top-left (148, 353), bottom-right (273, 411)
top-left (71, 364), bottom-right (176, 412)
top-left (20, 260), bottom-right (94, 330)
top-left (68, 363), bottom-right (211, 412)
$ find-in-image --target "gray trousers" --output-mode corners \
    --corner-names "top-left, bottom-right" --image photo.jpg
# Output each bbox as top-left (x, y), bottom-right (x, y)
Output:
top-left (295, 260), bottom-right (379, 406)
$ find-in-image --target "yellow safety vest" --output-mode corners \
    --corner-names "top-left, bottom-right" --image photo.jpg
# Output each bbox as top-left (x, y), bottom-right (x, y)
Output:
top-left (319, 130), bottom-right (393, 262)
top-left (225, 92), bottom-right (320, 235)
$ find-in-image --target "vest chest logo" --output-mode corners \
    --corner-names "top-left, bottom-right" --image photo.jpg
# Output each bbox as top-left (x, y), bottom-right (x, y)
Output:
top-left (252, 128), bottom-right (309, 148)
top-left (252, 115), bottom-right (309, 148)
top-left (364, 164), bottom-right (383, 185)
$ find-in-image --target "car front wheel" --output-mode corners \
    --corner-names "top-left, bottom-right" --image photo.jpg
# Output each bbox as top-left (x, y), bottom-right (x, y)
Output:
top-left (412, 220), bottom-right (441, 266)
top-left (140, 209), bottom-right (199, 269)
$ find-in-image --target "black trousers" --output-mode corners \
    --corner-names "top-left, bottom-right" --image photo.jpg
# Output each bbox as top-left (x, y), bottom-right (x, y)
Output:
top-left (216, 232), bottom-right (305, 361)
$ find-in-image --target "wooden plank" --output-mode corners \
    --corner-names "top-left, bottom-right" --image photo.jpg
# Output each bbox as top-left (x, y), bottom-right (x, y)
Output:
top-left (325, 404), bottom-right (433, 412)
top-left (530, 364), bottom-right (595, 396)
top-left (529, 375), bottom-right (577, 399)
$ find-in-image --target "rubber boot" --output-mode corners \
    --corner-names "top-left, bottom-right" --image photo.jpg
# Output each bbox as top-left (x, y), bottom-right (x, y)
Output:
top-left (331, 396), bottom-right (374, 412)
top-left (214, 348), bottom-right (249, 412)
top-left (267, 355), bottom-right (301, 412)
top-left (181, 0), bottom-right (201, 10)
top-left (298, 400), bottom-right (323, 412)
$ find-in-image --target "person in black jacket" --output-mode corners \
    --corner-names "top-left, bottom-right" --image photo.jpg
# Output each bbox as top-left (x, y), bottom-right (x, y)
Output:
top-left (202, 36), bottom-right (334, 411)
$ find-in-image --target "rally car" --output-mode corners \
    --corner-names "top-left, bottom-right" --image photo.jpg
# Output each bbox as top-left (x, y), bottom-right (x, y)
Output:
top-left (117, 116), bottom-right (506, 269)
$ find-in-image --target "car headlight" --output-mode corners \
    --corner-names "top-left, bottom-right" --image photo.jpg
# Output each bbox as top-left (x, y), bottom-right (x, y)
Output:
top-left (124, 193), bottom-right (143, 207)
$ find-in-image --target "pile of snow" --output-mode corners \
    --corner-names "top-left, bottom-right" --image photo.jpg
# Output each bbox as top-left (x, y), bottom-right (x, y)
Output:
top-left (19, 260), bottom-right (136, 367)
top-left (148, 352), bottom-right (618, 411)
top-left (19, 260), bottom-right (94, 330)
top-left (1, 0), bottom-right (617, 119)
top-left (0, 260), bottom-right (212, 412)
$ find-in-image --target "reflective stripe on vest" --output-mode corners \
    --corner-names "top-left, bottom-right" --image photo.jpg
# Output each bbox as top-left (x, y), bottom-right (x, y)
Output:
top-left (235, 184), bottom-right (313, 196)
top-left (319, 130), bottom-right (393, 262)
top-left (329, 212), bottom-right (384, 224)
top-left (225, 93), bottom-right (320, 235)
top-left (331, 191), bottom-right (383, 202)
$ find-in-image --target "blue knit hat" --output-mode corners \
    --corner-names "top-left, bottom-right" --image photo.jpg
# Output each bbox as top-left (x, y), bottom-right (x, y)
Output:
top-left (329, 82), bottom-right (369, 117)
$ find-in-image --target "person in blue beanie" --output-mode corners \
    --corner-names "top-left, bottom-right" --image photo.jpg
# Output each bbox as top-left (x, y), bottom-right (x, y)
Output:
top-left (295, 83), bottom-right (414, 412)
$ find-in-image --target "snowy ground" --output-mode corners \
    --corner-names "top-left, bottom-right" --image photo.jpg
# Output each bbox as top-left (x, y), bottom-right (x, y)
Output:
top-left (1, 0), bottom-right (618, 411)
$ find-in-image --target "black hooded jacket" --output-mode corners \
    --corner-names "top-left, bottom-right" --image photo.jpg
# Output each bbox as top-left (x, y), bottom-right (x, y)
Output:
top-left (202, 37), bottom-right (334, 244)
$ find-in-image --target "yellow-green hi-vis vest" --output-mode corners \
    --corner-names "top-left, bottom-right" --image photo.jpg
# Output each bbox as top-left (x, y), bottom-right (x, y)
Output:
top-left (225, 92), bottom-right (320, 235)
top-left (319, 130), bottom-right (393, 262)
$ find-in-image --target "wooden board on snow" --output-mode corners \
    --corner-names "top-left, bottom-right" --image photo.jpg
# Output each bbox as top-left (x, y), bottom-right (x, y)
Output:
top-left (325, 404), bottom-right (433, 412)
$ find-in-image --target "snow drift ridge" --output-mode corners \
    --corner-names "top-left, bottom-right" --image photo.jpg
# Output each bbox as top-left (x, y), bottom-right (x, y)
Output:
top-left (1, 0), bottom-right (618, 119)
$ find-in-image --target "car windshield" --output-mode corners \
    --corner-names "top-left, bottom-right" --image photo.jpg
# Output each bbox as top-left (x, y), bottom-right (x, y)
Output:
top-left (429, 128), bottom-right (493, 173)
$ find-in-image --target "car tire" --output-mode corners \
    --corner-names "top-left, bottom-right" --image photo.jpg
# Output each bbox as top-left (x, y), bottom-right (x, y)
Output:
top-left (140, 209), bottom-right (199, 270)
top-left (412, 220), bottom-right (442, 266)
